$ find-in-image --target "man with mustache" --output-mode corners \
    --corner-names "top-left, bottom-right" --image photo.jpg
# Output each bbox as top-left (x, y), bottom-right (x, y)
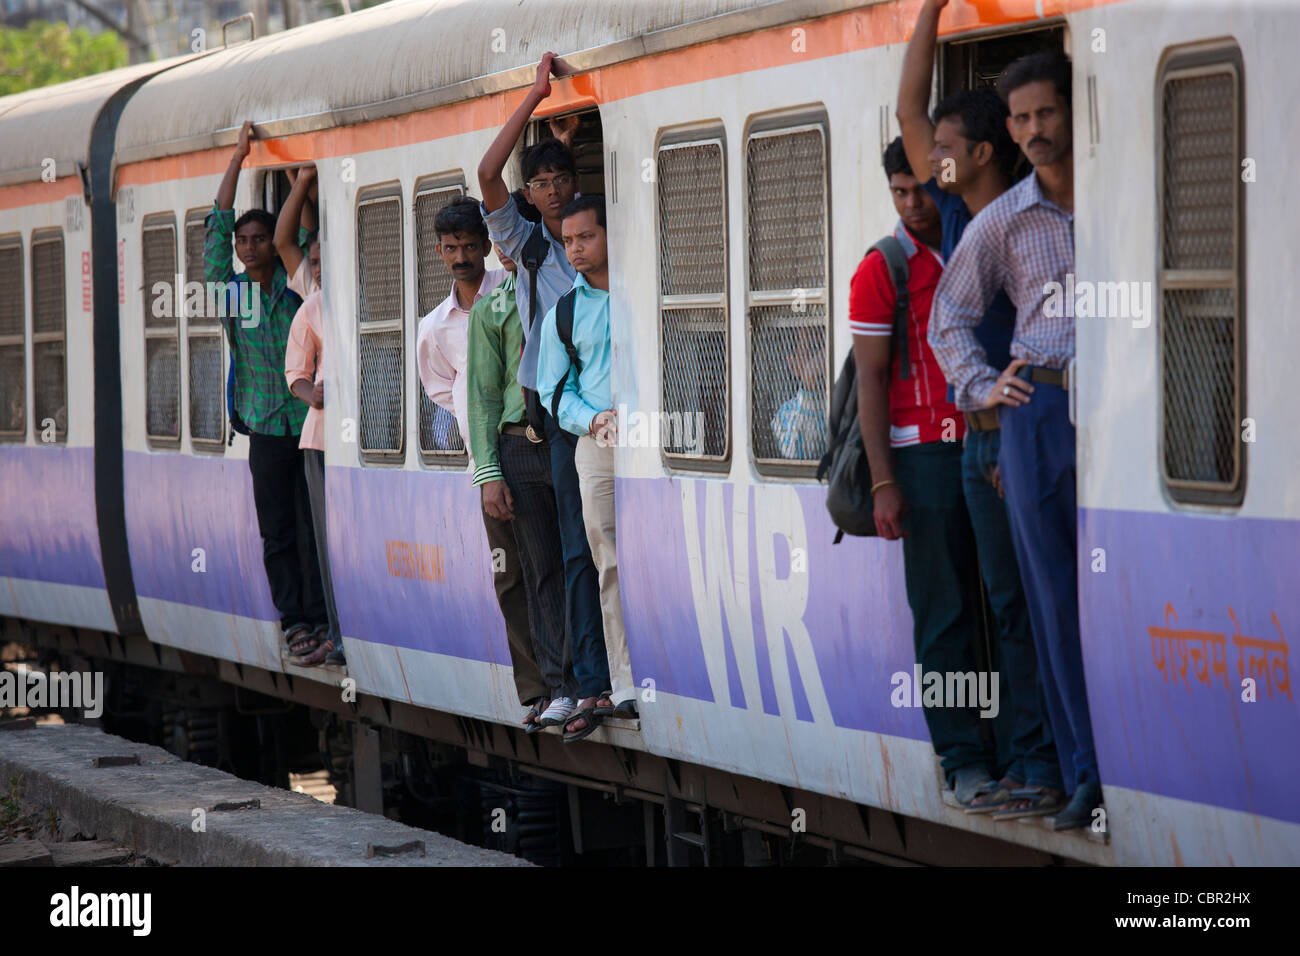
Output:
top-left (417, 198), bottom-right (553, 717)
top-left (929, 51), bottom-right (1102, 830)
top-left (898, 0), bottom-right (1063, 820)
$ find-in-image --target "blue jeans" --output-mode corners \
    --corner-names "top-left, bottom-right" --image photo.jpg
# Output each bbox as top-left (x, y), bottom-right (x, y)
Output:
top-left (962, 428), bottom-right (1061, 791)
top-left (544, 411), bottom-right (610, 698)
top-left (996, 378), bottom-right (1099, 794)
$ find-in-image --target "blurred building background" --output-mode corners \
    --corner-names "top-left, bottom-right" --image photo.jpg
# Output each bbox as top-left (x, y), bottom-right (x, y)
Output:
top-left (1, 0), bottom-right (364, 67)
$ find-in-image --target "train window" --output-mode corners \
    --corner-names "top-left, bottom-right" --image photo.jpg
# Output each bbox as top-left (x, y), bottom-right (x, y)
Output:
top-left (0, 235), bottom-right (23, 441)
top-left (355, 186), bottom-right (405, 463)
top-left (185, 208), bottom-right (225, 451)
top-left (744, 118), bottom-right (830, 474)
top-left (1157, 44), bottom-right (1245, 506)
top-left (657, 133), bottom-right (730, 467)
top-left (31, 229), bottom-right (67, 445)
top-left (412, 176), bottom-right (468, 465)
top-left (142, 215), bottom-right (180, 447)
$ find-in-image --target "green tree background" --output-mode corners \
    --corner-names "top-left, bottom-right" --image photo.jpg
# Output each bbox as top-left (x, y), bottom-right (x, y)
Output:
top-left (0, 22), bottom-right (128, 97)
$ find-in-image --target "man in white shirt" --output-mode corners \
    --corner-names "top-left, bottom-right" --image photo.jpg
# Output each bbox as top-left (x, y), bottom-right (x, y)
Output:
top-left (416, 197), bottom-right (553, 724)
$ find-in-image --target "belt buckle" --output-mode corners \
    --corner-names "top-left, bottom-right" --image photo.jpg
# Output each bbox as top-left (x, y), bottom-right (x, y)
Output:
top-left (525, 425), bottom-right (543, 444)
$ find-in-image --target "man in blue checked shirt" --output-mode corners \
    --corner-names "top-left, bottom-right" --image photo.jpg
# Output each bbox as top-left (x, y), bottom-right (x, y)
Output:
top-left (537, 195), bottom-right (639, 743)
top-left (929, 51), bottom-right (1101, 831)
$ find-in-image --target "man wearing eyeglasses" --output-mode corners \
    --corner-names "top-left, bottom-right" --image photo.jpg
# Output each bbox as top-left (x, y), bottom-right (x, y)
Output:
top-left (477, 52), bottom-right (612, 731)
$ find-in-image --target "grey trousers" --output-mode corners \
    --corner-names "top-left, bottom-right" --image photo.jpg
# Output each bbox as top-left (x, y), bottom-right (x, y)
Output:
top-left (302, 448), bottom-right (341, 646)
top-left (481, 502), bottom-right (548, 705)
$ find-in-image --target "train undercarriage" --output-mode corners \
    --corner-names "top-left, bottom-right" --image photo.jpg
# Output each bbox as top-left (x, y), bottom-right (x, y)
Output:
top-left (4, 616), bottom-right (1082, 867)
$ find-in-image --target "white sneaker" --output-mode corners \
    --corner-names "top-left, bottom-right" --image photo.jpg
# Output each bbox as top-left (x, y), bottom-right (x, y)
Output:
top-left (538, 697), bottom-right (576, 727)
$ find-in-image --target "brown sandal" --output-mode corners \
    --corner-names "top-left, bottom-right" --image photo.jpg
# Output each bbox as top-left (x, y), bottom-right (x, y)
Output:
top-left (562, 699), bottom-right (602, 743)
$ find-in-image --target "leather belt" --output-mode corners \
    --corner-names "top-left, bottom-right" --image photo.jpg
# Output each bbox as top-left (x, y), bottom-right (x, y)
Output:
top-left (1017, 365), bottom-right (1069, 390)
top-left (501, 421), bottom-right (543, 443)
top-left (964, 408), bottom-right (1000, 432)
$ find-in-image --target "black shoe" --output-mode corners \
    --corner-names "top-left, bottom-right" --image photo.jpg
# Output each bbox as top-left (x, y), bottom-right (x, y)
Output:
top-left (1052, 780), bottom-right (1102, 831)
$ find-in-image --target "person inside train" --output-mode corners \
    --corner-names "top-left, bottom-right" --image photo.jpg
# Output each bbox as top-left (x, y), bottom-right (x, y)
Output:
top-left (929, 50), bottom-right (1103, 831)
top-left (276, 164), bottom-right (319, 298)
top-left (851, 137), bottom-right (997, 807)
top-left (416, 196), bottom-right (573, 730)
top-left (897, 0), bottom-right (1064, 819)
top-left (771, 335), bottom-right (827, 459)
top-left (283, 234), bottom-right (344, 667)
top-left (478, 52), bottom-right (612, 734)
top-left (205, 120), bottom-right (329, 659)
top-left (537, 194), bottom-right (638, 742)
top-left (467, 211), bottom-right (582, 733)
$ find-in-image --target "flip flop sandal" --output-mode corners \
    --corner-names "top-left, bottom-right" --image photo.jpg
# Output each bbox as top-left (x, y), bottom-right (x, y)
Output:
top-left (298, 639), bottom-right (335, 667)
top-left (285, 625), bottom-right (319, 657)
top-left (992, 787), bottom-right (1064, 821)
top-left (611, 700), bottom-right (639, 720)
top-left (592, 695), bottom-right (616, 718)
top-left (964, 778), bottom-right (1022, 815)
top-left (562, 707), bottom-right (602, 743)
top-left (523, 699), bottom-right (548, 735)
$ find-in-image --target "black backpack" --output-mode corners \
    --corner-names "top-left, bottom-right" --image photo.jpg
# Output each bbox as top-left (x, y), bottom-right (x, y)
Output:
top-left (816, 236), bottom-right (911, 543)
top-left (548, 289), bottom-right (582, 443)
top-left (519, 222), bottom-right (553, 438)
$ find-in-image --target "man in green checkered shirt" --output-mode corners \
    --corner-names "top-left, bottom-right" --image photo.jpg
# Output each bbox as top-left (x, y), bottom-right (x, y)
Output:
top-left (206, 120), bottom-right (326, 656)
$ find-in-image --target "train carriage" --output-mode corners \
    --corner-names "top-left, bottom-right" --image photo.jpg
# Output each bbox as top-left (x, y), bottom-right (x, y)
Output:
top-left (1, 0), bottom-right (1296, 866)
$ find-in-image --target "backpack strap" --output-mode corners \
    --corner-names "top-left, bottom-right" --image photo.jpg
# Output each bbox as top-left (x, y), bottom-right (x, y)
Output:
top-left (519, 222), bottom-right (550, 333)
top-left (549, 289), bottom-right (582, 425)
top-left (868, 236), bottom-right (912, 381)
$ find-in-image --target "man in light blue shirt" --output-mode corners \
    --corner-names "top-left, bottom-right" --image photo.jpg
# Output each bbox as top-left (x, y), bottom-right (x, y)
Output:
top-left (537, 195), bottom-right (637, 740)
top-left (537, 271), bottom-right (612, 436)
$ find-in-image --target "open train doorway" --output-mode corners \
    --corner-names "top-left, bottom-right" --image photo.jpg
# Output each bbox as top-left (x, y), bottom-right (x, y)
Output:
top-left (524, 106), bottom-right (605, 199)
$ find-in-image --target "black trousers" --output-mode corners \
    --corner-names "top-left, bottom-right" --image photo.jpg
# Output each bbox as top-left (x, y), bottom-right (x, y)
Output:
top-left (248, 431), bottom-right (326, 633)
top-left (499, 432), bottom-right (577, 698)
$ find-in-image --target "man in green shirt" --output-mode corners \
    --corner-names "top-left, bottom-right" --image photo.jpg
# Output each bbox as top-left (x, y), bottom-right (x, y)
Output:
top-left (205, 121), bottom-right (326, 657)
top-left (467, 234), bottom-right (577, 732)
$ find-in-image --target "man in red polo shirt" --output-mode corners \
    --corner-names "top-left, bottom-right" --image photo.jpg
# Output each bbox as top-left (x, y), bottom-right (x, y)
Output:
top-left (851, 138), bottom-right (996, 806)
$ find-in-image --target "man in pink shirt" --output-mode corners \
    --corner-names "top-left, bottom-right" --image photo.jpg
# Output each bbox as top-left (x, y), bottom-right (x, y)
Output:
top-left (416, 198), bottom-right (509, 452)
top-left (283, 236), bottom-right (341, 667)
top-left (416, 197), bottom-right (552, 720)
top-left (276, 165), bottom-right (319, 299)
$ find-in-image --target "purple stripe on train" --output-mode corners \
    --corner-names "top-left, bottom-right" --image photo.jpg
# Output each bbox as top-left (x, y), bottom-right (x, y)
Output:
top-left (124, 451), bottom-right (278, 621)
top-left (1079, 507), bottom-right (1300, 826)
top-left (616, 476), bottom-right (928, 742)
top-left (0, 446), bottom-right (105, 589)
top-left (326, 463), bottom-right (510, 666)
top-left (122, 452), bottom-right (509, 664)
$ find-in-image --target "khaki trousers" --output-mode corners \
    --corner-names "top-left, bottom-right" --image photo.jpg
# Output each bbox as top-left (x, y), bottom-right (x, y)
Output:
top-left (574, 435), bottom-right (635, 706)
